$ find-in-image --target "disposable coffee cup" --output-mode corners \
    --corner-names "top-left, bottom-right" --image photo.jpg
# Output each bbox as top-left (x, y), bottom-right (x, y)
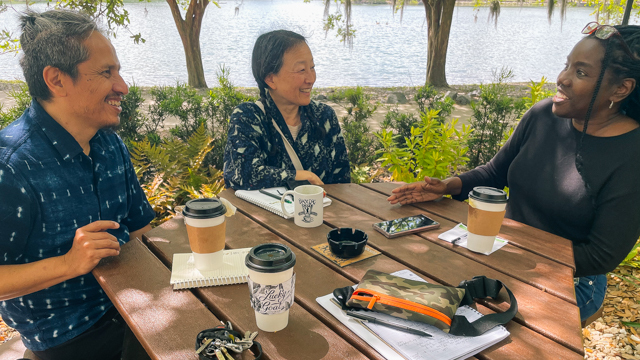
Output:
top-left (183, 198), bottom-right (227, 271)
top-left (466, 187), bottom-right (508, 254)
top-left (245, 243), bottom-right (296, 332)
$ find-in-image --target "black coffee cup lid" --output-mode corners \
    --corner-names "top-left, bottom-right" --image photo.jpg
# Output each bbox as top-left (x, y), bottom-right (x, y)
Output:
top-left (245, 243), bottom-right (296, 273)
top-left (469, 187), bottom-right (508, 204)
top-left (183, 198), bottom-right (227, 219)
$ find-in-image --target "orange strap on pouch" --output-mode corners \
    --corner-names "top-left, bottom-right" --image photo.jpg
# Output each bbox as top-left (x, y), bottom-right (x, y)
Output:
top-left (349, 288), bottom-right (452, 326)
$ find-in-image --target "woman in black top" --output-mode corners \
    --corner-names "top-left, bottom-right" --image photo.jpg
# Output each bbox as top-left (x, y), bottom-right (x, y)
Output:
top-left (389, 24), bottom-right (640, 322)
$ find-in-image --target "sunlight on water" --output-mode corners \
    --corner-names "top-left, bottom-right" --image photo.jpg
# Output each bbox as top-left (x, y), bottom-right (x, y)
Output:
top-left (0, 1), bottom-right (634, 87)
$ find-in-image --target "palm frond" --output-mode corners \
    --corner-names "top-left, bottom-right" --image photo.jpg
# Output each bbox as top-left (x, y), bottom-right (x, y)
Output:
top-left (186, 124), bottom-right (213, 159)
top-left (131, 125), bottom-right (225, 226)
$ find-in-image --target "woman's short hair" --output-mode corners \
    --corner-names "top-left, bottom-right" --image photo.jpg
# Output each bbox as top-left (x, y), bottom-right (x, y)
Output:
top-left (251, 30), bottom-right (307, 100)
top-left (19, 9), bottom-right (99, 101)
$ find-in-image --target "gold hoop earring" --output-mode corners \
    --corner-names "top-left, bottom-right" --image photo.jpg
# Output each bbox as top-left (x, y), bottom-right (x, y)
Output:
top-left (610, 101), bottom-right (615, 109)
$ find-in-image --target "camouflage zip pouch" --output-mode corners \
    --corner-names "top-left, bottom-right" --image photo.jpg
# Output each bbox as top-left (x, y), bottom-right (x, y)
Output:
top-left (345, 269), bottom-right (466, 332)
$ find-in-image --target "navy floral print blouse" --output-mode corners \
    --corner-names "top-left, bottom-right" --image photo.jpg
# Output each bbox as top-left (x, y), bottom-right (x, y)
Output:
top-left (223, 94), bottom-right (351, 190)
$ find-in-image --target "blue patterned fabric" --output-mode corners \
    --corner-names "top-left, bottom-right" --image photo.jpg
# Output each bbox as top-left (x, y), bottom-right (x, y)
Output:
top-left (223, 94), bottom-right (351, 190)
top-left (0, 100), bottom-right (155, 351)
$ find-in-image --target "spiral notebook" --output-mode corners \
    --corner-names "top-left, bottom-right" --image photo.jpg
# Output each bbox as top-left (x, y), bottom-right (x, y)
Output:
top-left (170, 248), bottom-right (251, 290)
top-left (235, 187), bottom-right (332, 219)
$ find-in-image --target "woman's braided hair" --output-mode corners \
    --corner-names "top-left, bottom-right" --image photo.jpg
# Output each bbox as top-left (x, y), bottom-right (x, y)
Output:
top-left (576, 25), bottom-right (640, 206)
top-left (582, 25), bottom-right (640, 134)
top-left (607, 25), bottom-right (640, 122)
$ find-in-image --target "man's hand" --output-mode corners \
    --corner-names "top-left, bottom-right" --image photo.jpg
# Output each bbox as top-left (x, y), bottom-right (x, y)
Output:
top-left (63, 221), bottom-right (121, 277)
top-left (387, 177), bottom-right (448, 205)
top-left (0, 220), bottom-right (122, 301)
top-left (295, 170), bottom-right (324, 185)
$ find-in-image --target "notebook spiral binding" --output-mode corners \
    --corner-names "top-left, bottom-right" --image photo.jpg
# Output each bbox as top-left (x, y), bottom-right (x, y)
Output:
top-left (173, 273), bottom-right (249, 290)
top-left (235, 190), bottom-right (288, 219)
top-left (170, 248), bottom-right (251, 290)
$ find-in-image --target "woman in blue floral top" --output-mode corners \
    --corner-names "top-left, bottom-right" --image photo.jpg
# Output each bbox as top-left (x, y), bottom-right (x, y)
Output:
top-left (223, 30), bottom-right (351, 190)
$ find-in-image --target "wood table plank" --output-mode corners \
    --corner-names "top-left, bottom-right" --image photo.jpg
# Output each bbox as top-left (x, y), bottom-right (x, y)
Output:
top-left (144, 216), bottom-right (371, 360)
top-left (223, 190), bottom-right (583, 360)
top-left (316, 185), bottom-right (583, 355)
top-left (362, 182), bottom-right (576, 270)
top-left (92, 238), bottom-right (249, 360)
top-left (325, 183), bottom-right (576, 304)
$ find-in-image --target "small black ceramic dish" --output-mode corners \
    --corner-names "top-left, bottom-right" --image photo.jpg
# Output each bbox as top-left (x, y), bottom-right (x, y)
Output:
top-left (327, 228), bottom-right (368, 258)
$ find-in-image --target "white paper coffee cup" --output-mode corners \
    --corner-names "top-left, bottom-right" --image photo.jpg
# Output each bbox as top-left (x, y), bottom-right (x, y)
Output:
top-left (245, 243), bottom-right (297, 332)
top-left (183, 199), bottom-right (227, 271)
top-left (247, 268), bottom-right (294, 332)
top-left (466, 187), bottom-right (508, 254)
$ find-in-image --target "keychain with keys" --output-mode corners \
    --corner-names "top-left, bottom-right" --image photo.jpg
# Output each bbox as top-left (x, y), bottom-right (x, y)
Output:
top-left (195, 322), bottom-right (263, 360)
top-left (220, 347), bottom-right (235, 360)
top-left (196, 338), bottom-right (213, 355)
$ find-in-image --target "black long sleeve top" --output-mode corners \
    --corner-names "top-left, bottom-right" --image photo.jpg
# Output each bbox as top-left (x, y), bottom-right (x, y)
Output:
top-left (453, 99), bottom-right (640, 277)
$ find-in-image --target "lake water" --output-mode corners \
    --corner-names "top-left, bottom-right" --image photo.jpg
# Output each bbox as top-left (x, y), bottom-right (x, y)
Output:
top-left (0, 2), bottom-right (631, 87)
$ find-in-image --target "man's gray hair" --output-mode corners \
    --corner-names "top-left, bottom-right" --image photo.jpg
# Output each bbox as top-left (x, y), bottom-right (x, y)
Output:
top-left (19, 10), bottom-right (100, 101)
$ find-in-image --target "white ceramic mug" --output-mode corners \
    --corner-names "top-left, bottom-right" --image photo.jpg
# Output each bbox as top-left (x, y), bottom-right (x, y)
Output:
top-left (280, 185), bottom-right (324, 228)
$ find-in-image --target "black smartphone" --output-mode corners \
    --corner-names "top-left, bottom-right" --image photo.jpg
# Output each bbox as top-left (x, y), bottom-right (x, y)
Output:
top-left (286, 179), bottom-right (312, 190)
top-left (372, 214), bottom-right (440, 239)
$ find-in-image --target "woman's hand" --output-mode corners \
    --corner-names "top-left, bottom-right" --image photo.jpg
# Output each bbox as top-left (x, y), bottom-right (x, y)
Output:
top-left (387, 177), bottom-right (453, 205)
top-left (295, 170), bottom-right (324, 185)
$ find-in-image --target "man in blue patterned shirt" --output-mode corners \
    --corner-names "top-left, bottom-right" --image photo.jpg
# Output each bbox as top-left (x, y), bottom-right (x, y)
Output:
top-left (0, 10), bottom-right (155, 360)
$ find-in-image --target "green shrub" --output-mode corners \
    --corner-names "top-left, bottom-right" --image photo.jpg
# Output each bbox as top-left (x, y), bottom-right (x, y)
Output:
top-left (620, 240), bottom-right (640, 269)
top-left (117, 84), bottom-right (148, 145)
top-left (0, 84), bottom-right (31, 130)
top-left (143, 68), bottom-right (255, 170)
top-left (327, 88), bottom-right (351, 102)
top-left (467, 68), bottom-right (525, 169)
top-left (522, 76), bottom-right (555, 110)
top-left (350, 165), bottom-right (384, 184)
top-left (414, 84), bottom-right (455, 122)
top-left (338, 86), bottom-right (381, 166)
top-left (148, 83), bottom-right (206, 141)
top-left (500, 76), bottom-right (555, 146)
top-left (202, 66), bottom-right (256, 170)
top-left (376, 109), bottom-right (472, 183)
top-left (380, 108), bottom-right (420, 147)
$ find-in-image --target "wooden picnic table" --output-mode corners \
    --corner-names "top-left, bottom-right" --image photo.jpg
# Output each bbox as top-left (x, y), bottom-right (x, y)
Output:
top-left (93, 182), bottom-right (584, 360)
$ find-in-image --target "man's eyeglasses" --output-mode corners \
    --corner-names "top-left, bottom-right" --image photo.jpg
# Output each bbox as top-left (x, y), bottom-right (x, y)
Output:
top-left (582, 21), bottom-right (640, 61)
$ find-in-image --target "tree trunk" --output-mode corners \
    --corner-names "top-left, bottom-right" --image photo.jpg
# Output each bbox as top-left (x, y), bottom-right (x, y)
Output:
top-left (423, 0), bottom-right (456, 87)
top-left (167, 0), bottom-right (209, 88)
top-left (622, 0), bottom-right (634, 25)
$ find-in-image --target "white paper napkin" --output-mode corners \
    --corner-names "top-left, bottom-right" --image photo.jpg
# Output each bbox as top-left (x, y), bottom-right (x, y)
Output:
top-left (218, 197), bottom-right (237, 217)
top-left (438, 223), bottom-right (508, 255)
